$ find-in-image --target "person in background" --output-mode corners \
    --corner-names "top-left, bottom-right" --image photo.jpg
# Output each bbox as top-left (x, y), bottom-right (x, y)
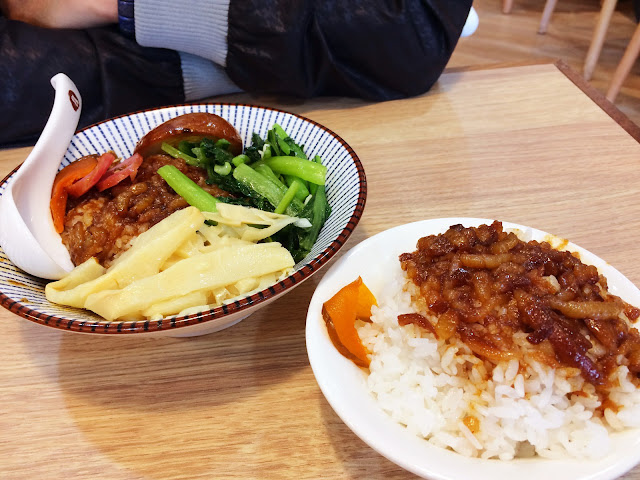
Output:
top-left (0, 0), bottom-right (473, 147)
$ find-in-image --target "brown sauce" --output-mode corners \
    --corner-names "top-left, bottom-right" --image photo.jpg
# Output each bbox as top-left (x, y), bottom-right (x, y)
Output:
top-left (399, 221), bottom-right (640, 390)
top-left (61, 154), bottom-right (234, 267)
top-left (463, 415), bottom-right (480, 434)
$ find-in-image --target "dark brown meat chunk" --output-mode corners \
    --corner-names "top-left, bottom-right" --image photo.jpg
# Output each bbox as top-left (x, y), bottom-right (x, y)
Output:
top-left (398, 313), bottom-right (438, 337)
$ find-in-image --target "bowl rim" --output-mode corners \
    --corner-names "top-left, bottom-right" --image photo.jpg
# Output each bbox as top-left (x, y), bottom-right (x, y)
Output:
top-left (0, 102), bottom-right (367, 334)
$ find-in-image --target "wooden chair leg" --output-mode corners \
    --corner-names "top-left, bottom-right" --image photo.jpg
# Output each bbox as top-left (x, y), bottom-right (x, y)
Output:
top-left (584, 0), bottom-right (618, 81)
top-left (538, 0), bottom-right (559, 34)
top-left (606, 22), bottom-right (640, 102)
top-left (503, 0), bottom-right (514, 14)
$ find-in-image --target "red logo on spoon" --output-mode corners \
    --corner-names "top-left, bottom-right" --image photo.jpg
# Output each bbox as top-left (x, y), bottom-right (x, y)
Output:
top-left (68, 90), bottom-right (80, 111)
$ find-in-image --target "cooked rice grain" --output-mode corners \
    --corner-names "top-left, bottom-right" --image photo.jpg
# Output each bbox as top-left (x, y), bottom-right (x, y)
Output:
top-left (357, 263), bottom-right (640, 460)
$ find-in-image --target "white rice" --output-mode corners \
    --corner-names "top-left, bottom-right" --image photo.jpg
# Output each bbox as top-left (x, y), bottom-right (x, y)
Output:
top-left (356, 262), bottom-right (640, 460)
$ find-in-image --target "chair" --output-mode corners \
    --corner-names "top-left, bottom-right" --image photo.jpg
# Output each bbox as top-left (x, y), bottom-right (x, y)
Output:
top-left (502, 0), bottom-right (560, 33)
top-left (606, 21), bottom-right (640, 101)
top-left (583, 0), bottom-right (619, 81)
top-left (538, 0), bottom-right (559, 34)
top-left (504, 0), bottom-right (620, 82)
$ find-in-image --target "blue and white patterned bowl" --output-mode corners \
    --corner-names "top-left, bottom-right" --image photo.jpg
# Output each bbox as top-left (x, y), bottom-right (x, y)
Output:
top-left (0, 104), bottom-right (366, 336)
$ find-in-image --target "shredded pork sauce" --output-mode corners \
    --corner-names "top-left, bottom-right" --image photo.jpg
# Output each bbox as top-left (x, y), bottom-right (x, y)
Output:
top-left (399, 221), bottom-right (640, 390)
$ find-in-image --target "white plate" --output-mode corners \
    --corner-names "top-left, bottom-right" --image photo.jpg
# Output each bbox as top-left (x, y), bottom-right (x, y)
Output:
top-left (306, 218), bottom-right (640, 480)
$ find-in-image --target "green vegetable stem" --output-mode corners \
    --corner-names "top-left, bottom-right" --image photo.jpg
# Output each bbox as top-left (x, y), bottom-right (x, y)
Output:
top-left (264, 156), bottom-right (327, 185)
top-left (214, 162), bottom-right (232, 176)
top-left (232, 163), bottom-right (303, 217)
top-left (273, 124), bottom-right (307, 159)
top-left (253, 164), bottom-right (285, 189)
top-left (157, 165), bottom-right (220, 212)
top-left (275, 182), bottom-right (300, 215)
top-left (161, 142), bottom-right (201, 167)
top-left (284, 175), bottom-right (310, 202)
top-left (300, 185), bottom-right (330, 252)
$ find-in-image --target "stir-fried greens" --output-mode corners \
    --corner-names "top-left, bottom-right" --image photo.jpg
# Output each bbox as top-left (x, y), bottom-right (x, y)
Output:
top-left (158, 124), bottom-right (331, 262)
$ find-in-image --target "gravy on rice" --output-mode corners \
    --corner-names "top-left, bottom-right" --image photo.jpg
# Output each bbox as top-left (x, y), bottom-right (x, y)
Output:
top-left (61, 154), bottom-right (234, 267)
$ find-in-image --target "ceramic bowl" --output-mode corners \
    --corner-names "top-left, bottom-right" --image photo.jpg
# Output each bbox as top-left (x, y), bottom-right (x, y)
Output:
top-left (306, 218), bottom-right (640, 480)
top-left (0, 104), bottom-right (366, 336)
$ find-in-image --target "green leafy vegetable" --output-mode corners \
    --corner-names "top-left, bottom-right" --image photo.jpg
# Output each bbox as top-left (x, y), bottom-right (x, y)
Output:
top-left (159, 123), bottom-right (332, 261)
top-left (161, 142), bottom-right (200, 166)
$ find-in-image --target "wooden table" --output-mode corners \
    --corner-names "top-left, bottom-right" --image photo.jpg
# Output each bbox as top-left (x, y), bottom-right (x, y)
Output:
top-left (2, 62), bottom-right (640, 479)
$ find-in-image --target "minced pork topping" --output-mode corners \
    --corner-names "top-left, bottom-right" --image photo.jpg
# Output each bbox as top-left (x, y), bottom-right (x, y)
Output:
top-left (399, 221), bottom-right (640, 391)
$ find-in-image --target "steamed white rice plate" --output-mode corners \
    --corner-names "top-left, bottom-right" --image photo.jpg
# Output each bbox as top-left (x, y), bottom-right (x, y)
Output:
top-left (356, 263), bottom-right (640, 460)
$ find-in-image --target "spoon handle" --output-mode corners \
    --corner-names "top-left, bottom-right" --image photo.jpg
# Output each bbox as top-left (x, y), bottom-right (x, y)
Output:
top-left (21, 74), bottom-right (82, 173)
top-left (16, 73), bottom-right (81, 270)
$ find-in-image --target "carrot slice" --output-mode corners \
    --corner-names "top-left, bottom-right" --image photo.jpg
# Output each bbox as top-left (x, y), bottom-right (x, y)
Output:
top-left (96, 153), bottom-right (143, 191)
top-left (356, 280), bottom-right (377, 320)
top-left (66, 152), bottom-right (116, 197)
top-left (322, 277), bottom-right (377, 367)
top-left (50, 156), bottom-right (98, 233)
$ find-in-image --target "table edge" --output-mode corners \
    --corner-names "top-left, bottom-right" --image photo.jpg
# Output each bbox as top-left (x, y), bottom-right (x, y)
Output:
top-left (554, 60), bottom-right (640, 144)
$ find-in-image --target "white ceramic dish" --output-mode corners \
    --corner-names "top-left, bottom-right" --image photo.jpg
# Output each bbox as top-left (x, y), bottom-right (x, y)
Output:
top-left (306, 218), bottom-right (640, 480)
top-left (0, 104), bottom-right (366, 336)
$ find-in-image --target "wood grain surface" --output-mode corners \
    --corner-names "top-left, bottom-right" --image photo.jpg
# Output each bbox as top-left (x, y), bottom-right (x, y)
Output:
top-left (2, 63), bottom-right (640, 480)
top-left (450, 0), bottom-right (640, 130)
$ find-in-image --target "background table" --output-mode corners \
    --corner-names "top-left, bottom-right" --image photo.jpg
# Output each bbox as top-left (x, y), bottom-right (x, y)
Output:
top-left (2, 62), bottom-right (640, 479)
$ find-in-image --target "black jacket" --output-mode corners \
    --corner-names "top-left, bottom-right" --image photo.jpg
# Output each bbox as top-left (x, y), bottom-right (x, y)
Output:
top-left (0, 1), bottom-right (471, 147)
top-left (0, 20), bottom-right (182, 148)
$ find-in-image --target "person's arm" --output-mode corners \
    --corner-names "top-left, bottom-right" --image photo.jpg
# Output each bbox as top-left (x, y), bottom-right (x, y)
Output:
top-left (0, 0), bottom-right (117, 28)
top-left (0, 17), bottom-right (183, 147)
top-left (227, 0), bottom-right (473, 100)
top-left (2, 0), bottom-right (471, 146)
top-left (132, 0), bottom-right (473, 100)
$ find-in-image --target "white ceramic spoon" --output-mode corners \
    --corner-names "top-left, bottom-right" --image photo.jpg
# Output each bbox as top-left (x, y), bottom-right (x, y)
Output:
top-left (0, 73), bottom-right (81, 280)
